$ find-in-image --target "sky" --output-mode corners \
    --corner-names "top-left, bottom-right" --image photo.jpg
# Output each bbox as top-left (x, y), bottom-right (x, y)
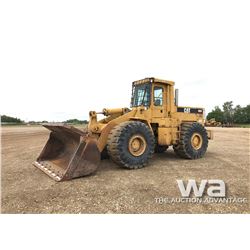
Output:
top-left (1, 0), bottom-right (249, 122)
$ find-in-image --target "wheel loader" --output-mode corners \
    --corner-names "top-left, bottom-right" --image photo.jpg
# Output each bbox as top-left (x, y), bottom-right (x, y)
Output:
top-left (34, 77), bottom-right (213, 181)
top-left (205, 118), bottom-right (222, 127)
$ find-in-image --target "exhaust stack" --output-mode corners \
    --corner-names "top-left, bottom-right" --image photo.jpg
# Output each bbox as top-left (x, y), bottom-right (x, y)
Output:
top-left (175, 89), bottom-right (179, 106)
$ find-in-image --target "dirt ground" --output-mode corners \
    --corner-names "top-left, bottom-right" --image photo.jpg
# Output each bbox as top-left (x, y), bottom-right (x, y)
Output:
top-left (1, 126), bottom-right (249, 213)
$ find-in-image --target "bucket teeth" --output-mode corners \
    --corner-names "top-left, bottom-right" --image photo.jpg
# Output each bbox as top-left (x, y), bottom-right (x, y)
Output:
top-left (34, 161), bottom-right (62, 182)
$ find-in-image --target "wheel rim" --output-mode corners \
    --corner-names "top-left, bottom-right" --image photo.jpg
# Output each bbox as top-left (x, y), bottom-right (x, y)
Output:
top-left (191, 133), bottom-right (203, 150)
top-left (128, 134), bottom-right (146, 156)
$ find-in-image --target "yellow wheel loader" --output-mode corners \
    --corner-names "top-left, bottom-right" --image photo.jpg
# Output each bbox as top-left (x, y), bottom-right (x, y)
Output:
top-left (34, 77), bottom-right (213, 181)
top-left (205, 118), bottom-right (222, 127)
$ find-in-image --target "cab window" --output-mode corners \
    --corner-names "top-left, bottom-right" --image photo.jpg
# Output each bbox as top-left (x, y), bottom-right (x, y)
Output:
top-left (154, 86), bottom-right (163, 106)
top-left (131, 83), bottom-right (151, 107)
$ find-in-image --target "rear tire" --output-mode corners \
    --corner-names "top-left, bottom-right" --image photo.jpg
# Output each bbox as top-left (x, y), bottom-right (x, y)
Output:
top-left (174, 122), bottom-right (208, 159)
top-left (107, 121), bottom-right (155, 169)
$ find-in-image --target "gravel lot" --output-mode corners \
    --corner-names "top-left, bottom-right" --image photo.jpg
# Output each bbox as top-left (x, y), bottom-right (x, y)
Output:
top-left (1, 126), bottom-right (249, 213)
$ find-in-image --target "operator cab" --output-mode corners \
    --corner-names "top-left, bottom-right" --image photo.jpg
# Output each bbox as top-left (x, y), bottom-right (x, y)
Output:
top-left (131, 77), bottom-right (175, 108)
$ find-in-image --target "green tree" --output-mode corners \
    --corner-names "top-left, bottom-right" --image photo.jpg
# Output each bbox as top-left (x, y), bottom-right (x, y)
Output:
top-left (223, 101), bottom-right (234, 123)
top-left (207, 106), bottom-right (224, 122)
top-left (234, 105), bottom-right (247, 123)
top-left (243, 105), bottom-right (250, 123)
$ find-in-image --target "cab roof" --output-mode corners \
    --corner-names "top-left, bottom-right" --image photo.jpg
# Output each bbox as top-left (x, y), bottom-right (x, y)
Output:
top-left (133, 77), bottom-right (175, 86)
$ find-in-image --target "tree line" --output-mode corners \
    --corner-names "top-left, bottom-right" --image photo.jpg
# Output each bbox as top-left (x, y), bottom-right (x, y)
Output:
top-left (64, 119), bottom-right (88, 125)
top-left (1, 115), bottom-right (88, 125)
top-left (207, 101), bottom-right (250, 124)
top-left (1, 115), bottom-right (24, 124)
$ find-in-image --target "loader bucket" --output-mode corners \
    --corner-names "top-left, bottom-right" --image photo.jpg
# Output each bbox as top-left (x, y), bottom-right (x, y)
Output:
top-left (33, 124), bottom-right (100, 181)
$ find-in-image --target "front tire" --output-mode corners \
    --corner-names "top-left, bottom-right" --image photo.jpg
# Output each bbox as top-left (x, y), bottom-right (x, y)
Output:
top-left (107, 121), bottom-right (155, 169)
top-left (174, 123), bottom-right (208, 159)
top-left (101, 146), bottom-right (109, 160)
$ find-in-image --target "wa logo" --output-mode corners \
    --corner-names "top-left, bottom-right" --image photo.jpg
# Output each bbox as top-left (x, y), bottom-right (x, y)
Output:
top-left (177, 180), bottom-right (226, 197)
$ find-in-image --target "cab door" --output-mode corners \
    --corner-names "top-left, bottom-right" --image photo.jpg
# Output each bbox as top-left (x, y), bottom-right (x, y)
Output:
top-left (152, 85), bottom-right (166, 118)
